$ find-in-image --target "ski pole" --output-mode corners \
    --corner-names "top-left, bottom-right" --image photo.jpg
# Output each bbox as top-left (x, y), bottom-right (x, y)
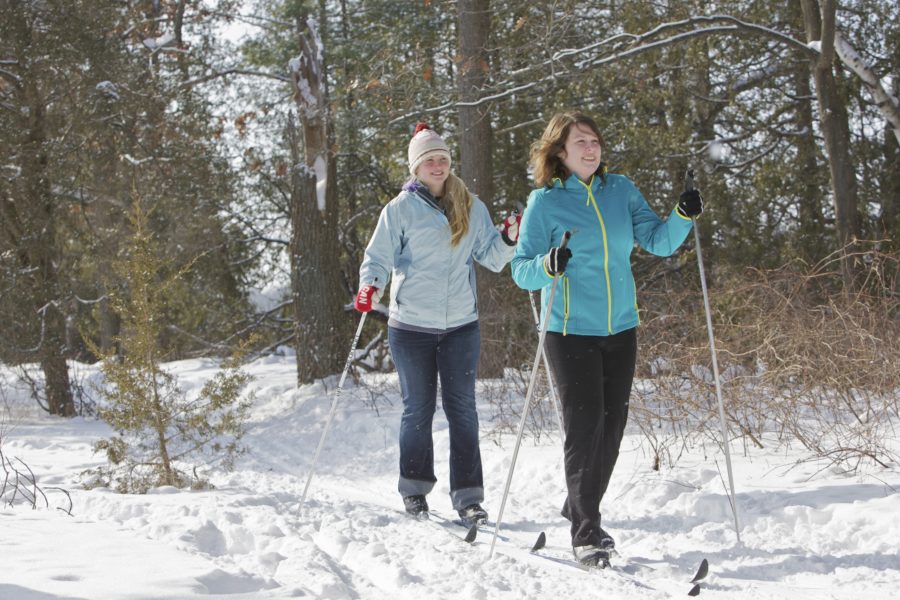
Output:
top-left (490, 231), bottom-right (571, 559)
top-left (301, 309), bottom-right (368, 504)
top-left (527, 291), bottom-right (566, 443)
top-left (685, 169), bottom-right (741, 544)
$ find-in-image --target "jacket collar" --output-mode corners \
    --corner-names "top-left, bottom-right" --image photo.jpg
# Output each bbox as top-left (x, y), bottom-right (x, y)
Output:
top-left (404, 179), bottom-right (445, 213)
top-left (552, 173), bottom-right (601, 192)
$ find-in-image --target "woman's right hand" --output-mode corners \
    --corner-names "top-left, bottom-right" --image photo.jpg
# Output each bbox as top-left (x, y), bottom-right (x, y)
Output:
top-left (354, 285), bottom-right (381, 312)
top-left (544, 246), bottom-right (572, 276)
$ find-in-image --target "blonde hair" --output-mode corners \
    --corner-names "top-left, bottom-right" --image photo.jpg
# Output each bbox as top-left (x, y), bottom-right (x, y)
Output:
top-left (530, 111), bottom-right (605, 188)
top-left (443, 173), bottom-right (473, 247)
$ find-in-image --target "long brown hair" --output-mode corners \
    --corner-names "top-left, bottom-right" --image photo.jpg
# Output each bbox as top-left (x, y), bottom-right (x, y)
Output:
top-left (530, 111), bottom-right (605, 187)
top-left (443, 173), bottom-right (473, 247)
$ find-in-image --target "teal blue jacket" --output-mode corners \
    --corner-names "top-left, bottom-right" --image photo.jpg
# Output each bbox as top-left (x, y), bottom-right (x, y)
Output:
top-left (511, 173), bottom-right (694, 336)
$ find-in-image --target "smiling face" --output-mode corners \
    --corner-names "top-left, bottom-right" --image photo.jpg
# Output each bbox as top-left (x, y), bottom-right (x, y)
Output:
top-left (558, 123), bottom-right (602, 182)
top-left (416, 153), bottom-right (451, 196)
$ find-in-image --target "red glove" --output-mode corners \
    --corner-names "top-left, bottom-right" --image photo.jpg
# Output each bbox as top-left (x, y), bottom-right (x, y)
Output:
top-left (500, 213), bottom-right (521, 245)
top-left (354, 285), bottom-right (381, 313)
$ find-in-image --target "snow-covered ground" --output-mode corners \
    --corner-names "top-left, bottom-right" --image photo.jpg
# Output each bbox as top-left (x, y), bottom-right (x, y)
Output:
top-left (1, 355), bottom-right (898, 599)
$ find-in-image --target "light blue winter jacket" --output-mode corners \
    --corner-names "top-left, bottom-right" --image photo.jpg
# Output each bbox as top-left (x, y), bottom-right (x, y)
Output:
top-left (359, 186), bottom-right (515, 331)
top-left (511, 173), bottom-right (693, 336)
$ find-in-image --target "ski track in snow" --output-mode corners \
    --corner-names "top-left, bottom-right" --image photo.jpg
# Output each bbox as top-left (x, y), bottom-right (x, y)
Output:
top-left (1, 356), bottom-right (898, 599)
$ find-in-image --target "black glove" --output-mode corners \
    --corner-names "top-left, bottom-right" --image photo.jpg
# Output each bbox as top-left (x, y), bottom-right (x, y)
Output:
top-left (544, 246), bottom-right (572, 276)
top-left (677, 189), bottom-right (703, 218)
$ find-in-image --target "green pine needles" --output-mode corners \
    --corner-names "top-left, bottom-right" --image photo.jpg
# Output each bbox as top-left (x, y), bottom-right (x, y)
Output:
top-left (85, 197), bottom-right (253, 494)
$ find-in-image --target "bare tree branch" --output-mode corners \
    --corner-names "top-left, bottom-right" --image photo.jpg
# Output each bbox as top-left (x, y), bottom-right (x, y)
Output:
top-left (833, 31), bottom-right (900, 144)
top-left (0, 68), bottom-right (22, 87)
top-left (392, 14), bottom-right (820, 122)
top-left (179, 68), bottom-right (289, 89)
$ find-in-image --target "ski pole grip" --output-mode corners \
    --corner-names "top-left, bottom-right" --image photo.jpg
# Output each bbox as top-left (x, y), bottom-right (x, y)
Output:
top-left (684, 168), bottom-right (695, 193)
top-left (559, 230), bottom-right (572, 251)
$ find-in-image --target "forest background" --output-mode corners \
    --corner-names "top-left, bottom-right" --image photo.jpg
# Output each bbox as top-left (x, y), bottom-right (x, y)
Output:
top-left (1, 0), bottom-right (898, 475)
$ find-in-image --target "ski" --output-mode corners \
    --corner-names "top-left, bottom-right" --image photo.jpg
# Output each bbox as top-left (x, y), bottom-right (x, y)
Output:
top-left (529, 548), bottom-right (607, 572)
top-left (529, 531), bottom-right (710, 594)
top-left (691, 558), bottom-right (710, 582)
top-left (432, 514), bottom-right (478, 544)
top-left (531, 531), bottom-right (546, 552)
top-left (401, 510), bottom-right (478, 544)
top-left (688, 557), bottom-right (709, 595)
top-left (440, 513), bottom-right (511, 544)
top-left (463, 523), bottom-right (478, 543)
top-left (529, 532), bottom-right (612, 572)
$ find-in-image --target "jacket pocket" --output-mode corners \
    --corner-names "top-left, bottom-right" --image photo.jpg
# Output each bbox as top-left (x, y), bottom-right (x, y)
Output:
top-left (391, 268), bottom-right (407, 308)
top-left (556, 263), bottom-right (574, 334)
top-left (466, 258), bottom-right (478, 312)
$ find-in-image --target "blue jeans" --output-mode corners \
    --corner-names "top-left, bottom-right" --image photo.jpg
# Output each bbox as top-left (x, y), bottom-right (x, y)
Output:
top-left (388, 320), bottom-right (484, 510)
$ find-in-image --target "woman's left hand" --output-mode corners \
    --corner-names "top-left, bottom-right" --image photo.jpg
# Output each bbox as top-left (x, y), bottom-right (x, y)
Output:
top-left (677, 189), bottom-right (704, 218)
top-left (499, 213), bottom-right (521, 245)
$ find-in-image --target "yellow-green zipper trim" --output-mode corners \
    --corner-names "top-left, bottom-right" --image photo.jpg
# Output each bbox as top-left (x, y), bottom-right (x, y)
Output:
top-left (577, 177), bottom-right (613, 334)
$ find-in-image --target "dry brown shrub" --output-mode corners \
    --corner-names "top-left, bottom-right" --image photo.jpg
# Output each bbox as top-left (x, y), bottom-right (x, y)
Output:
top-left (634, 246), bottom-right (899, 473)
top-left (476, 270), bottom-right (564, 444)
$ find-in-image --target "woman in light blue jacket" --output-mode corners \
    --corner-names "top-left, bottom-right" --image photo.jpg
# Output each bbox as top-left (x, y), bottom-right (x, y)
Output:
top-left (355, 123), bottom-right (519, 525)
top-left (512, 111), bottom-right (703, 567)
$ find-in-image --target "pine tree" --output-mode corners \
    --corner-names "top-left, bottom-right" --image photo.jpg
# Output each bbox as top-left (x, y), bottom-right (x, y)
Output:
top-left (87, 197), bottom-right (252, 494)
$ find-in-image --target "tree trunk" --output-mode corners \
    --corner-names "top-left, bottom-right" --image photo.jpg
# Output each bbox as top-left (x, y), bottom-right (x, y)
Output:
top-left (878, 50), bottom-right (899, 246)
top-left (22, 71), bottom-right (74, 416)
top-left (793, 63), bottom-right (828, 260)
top-left (800, 0), bottom-right (861, 285)
top-left (289, 15), bottom-right (352, 384)
top-left (684, 38), bottom-right (719, 268)
top-left (457, 0), bottom-right (494, 204)
top-left (98, 296), bottom-right (121, 356)
top-left (42, 329), bottom-right (75, 417)
top-left (882, 120), bottom-right (900, 246)
top-left (789, 0), bottom-right (828, 261)
top-left (458, 0), bottom-right (506, 379)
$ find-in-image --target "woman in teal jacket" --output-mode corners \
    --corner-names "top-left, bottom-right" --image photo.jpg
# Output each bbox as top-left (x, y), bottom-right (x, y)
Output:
top-left (511, 111), bottom-right (703, 566)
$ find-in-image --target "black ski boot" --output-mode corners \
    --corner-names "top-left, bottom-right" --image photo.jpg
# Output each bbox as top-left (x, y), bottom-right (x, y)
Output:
top-left (561, 502), bottom-right (616, 551)
top-left (598, 526), bottom-right (616, 551)
top-left (457, 503), bottom-right (488, 526)
top-left (403, 495), bottom-right (429, 519)
top-left (573, 544), bottom-right (611, 568)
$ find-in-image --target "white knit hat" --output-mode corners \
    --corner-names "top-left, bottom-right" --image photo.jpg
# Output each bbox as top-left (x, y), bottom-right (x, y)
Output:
top-left (408, 123), bottom-right (451, 176)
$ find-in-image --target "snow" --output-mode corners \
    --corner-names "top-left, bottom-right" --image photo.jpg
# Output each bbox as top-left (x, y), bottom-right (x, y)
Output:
top-left (306, 15), bottom-right (324, 64)
top-left (95, 81), bottom-right (120, 101)
top-left (294, 76), bottom-right (318, 109)
top-left (143, 33), bottom-right (175, 51)
top-left (1, 163), bottom-right (21, 179)
top-left (2, 356), bottom-right (899, 599)
top-left (122, 154), bottom-right (154, 166)
top-left (249, 283), bottom-right (288, 313)
top-left (313, 154), bottom-right (327, 212)
top-left (708, 140), bottom-right (727, 161)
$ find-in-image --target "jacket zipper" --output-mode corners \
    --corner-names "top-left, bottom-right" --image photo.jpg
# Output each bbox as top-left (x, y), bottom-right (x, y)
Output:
top-left (577, 177), bottom-right (613, 334)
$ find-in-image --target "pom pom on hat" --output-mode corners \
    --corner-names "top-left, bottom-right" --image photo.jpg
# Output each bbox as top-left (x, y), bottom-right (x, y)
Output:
top-left (408, 122), bottom-right (451, 176)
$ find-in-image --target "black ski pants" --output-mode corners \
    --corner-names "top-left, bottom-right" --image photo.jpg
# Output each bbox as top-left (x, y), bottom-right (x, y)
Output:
top-left (544, 328), bottom-right (637, 548)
